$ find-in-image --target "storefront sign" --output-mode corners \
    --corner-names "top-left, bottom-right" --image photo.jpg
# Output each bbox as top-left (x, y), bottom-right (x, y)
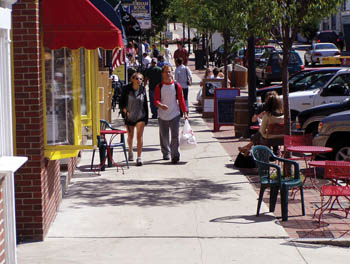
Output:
top-left (124, 0), bottom-right (151, 29)
top-left (113, 64), bottom-right (127, 82)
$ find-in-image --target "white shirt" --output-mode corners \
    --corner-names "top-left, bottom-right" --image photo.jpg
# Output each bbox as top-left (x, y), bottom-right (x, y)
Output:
top-left (175, 65), bottom-right (192, 89)
top-left (142, 56), bottom-right (152, 68)
top-left (158, 83), bottom-right (180, 121)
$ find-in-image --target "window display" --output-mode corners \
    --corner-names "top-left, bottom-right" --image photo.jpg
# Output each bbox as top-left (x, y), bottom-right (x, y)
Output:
top-left (45, 48), bottom-right (74, 145)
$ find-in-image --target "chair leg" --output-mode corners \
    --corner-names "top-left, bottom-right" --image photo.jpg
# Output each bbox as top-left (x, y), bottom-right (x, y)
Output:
top-left (257, 186), bottom-right (266, 216)
top-left (300, 185), bottom-right (305, 216)
top-left (120, 135), bottom-right (129, 168)
top-left (90, 149), bottom-right (96, 171)
top-left (281, 185), bottom-right (289, 221)
top-left (269, 186), bottom-right (279, 212)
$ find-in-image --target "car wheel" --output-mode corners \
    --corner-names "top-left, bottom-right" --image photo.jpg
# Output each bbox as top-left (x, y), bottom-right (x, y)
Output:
top-left (334, 145), bottom-right (350, 161)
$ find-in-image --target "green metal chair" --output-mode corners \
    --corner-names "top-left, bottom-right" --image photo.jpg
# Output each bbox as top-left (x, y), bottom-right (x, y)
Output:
top-left (90, 120), bottom-right (128, 170)
top-left (251, 145), bottom-right (305, 221)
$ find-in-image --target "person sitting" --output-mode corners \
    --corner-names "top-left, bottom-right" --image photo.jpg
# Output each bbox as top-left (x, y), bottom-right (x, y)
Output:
top-left (238, 91), bottom-right (284, 155)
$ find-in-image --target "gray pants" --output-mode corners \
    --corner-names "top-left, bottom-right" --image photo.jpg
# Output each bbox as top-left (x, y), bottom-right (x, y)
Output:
top-left (158, 115), bottom-right (180, 159)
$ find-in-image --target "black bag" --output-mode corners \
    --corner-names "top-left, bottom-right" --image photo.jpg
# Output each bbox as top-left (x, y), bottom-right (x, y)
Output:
top-left (234, 153), bottom-right (257, 168)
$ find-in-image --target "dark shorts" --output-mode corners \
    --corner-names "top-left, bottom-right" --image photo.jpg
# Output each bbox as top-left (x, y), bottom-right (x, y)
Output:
top-left (125, 117), bottom-right (147, 127)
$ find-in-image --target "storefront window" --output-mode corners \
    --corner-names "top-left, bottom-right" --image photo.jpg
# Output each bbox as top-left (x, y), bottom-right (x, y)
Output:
top-left (44, 48), bottom-right (74, 145)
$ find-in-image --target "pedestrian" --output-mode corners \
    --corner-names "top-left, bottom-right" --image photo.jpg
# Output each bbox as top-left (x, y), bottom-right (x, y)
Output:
top-left (142, 52), bottom-right (152, 72)
top-left (164, 43), bottom-right (173, 65)
top-left (157, 55), bottom-right (169, 68)
top-left (143, 39), bottom-right (150, 53)
top-left (174, 41), bottom-right (189, 66)
top-left (119, 72), bottom-right (149, 166)
top-left (145, 58), bottom-right (162, 119)
top-left (174, 57), bottom-right (192, 110)
top-left (152, 44), bottom-right (160, 58)
top-left (126, 41), bottom-right (136, 58)
top-left (154, 65), bottom-right (188, 164)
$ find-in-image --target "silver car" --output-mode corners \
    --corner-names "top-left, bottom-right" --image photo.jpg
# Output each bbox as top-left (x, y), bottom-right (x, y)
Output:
top-left (304, 43), bottom-right (340, 66)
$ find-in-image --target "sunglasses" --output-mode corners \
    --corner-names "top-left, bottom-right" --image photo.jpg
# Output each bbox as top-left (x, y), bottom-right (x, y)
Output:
top-left (135, 77), bottom-right (143, 81)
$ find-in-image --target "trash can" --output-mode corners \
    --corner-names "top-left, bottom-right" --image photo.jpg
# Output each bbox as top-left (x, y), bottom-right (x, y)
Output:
top-left (194, 50), bottom-right (206, 70)
top-left (234, 64), bottom-right (248, 89)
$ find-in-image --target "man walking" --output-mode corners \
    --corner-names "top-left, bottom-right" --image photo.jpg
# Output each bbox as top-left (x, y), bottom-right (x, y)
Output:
top-left (145, 58), bottom-right (162, 119)
top-left (154, 65), bottom-right (188, 164)
top-left (175, 57), bottom-right (192, 110)
top-left (174, 41), bottom-right (189, 66)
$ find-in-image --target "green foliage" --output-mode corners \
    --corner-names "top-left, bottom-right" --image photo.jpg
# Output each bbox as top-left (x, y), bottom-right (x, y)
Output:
top-left (300, 18), bottom-right (320, 42)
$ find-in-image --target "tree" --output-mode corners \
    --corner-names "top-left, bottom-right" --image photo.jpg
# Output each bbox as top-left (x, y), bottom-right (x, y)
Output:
top-left (269, 0), bottom-right (342, 135)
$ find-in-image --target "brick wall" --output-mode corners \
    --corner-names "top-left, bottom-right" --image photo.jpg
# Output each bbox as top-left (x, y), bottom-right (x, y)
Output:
top-left (12, 0), bottom-right (62, 242)
top-left (0, 181), bottom-right (6, 263)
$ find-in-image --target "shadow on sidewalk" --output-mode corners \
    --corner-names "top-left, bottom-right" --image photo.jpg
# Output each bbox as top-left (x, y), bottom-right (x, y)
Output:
top-left (65, 177), bottom-right (241, 208)
top-left (210, 213), bottom-right (276, 224)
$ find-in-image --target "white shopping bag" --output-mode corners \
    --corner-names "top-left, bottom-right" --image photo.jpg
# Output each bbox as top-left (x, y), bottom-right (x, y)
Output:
top-left (179, 119), bottom-right (197, 150)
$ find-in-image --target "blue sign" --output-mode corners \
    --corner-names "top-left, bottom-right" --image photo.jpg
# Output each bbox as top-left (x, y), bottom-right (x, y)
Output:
top-left (124, 0), bottom-right (151, 29)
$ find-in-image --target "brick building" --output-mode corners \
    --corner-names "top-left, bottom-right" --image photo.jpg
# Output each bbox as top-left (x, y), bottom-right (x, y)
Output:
top-left (11, 0), bottom-right (123, 242)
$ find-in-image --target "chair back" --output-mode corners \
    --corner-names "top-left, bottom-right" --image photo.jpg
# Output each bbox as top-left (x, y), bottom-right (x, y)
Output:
top-left (251, 145), bottom-right (275, 179)
top-left (324, 161), bottom-right (350, 180)
top-left (100, 119), bottom-right (114, 130)
top-left (284, 133), bottom-right (312, 148)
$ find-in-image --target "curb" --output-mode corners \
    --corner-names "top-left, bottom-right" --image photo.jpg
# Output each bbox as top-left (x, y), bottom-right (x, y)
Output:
top-left (288, 238), bottom-right (350, 248)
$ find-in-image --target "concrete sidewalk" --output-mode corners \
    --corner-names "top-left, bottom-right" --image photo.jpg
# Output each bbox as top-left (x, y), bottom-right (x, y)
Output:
top-left (17, 56), bottom-right (350, 264)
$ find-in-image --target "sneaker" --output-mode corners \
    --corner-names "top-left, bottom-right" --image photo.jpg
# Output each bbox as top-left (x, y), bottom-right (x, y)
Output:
top-left (163, 154), bottom-right (170, 160)
top-left (171, 156), bottom-right (180, 164)
top-left (128, 151), bottom-right (134, 161)
top-left (136, 157), bottom-right (142, 166)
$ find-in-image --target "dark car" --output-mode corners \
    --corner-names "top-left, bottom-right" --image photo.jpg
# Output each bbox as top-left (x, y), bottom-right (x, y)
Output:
top-left (295, 98), bottom-right (350, 136)
top-left (313, 110), bottom-right (350, 160)
top-left (313, 30), bottom-right (341, 47)
top-left (256, 50), bottom-right (303, 86)
top-left (257, 68), bottom-right (342, 102)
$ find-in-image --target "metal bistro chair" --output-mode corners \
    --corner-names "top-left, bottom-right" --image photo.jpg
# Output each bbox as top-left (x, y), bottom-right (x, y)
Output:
top-left (313, 161), bottom-right (350, 225)
top-left (90, 120), bottom-right (129, 170)
top-left (251, 145), bottom-right (305, 221)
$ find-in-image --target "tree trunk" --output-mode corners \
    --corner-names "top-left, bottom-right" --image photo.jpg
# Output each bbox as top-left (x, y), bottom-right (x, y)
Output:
top-left (247, 36), bottom-right (257, 127)
top-left (282, 42), bottom-right (291, 136)
top-left (205, 33), bottom-right (210, 68)
top-left (223, 31), bottom-right (229, 88)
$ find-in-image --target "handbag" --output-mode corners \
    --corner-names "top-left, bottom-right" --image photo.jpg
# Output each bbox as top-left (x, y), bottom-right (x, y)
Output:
top-left (185, 67), bottom-right (191, 86)
top-left (234, 152), bottom-right (257, 168)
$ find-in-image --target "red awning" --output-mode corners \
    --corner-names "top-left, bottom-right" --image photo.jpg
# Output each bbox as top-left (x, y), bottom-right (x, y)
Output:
top-left (42, 0), bottom-right (124, 50)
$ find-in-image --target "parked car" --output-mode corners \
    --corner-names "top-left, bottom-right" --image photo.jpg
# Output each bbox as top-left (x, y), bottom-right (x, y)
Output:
top-left (313, 30), bottom-right (341, 47)
top-left (304, 43), bottom-right (340, 66)
top-left (288, 68), bottom-right (350, 120)
top-left (295, 98), bottom-right (350, 136)
top-left (256, 50), bottom-right (303, 86)
top-left (313, 110), bottom-right (350, 161)
top-left (254, 45), bottom-right (276, 61)
top-left (257, 68), bottom-right (342, 101)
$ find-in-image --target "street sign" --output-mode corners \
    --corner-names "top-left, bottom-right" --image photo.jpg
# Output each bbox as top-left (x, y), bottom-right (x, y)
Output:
top-left (124, 0), bottom-right (151, 29)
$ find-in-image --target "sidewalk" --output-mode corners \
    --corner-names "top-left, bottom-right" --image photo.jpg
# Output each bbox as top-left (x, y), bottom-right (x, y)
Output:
top-left (17, 51), bottom-right (350, 263)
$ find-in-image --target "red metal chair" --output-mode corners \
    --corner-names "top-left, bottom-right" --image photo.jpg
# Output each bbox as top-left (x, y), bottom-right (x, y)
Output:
top-left (313, 161), bottom-right (350, 225)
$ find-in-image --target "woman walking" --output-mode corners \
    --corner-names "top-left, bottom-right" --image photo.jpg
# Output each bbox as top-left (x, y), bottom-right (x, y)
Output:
top-left (119, 72), bottom-right (149, 166)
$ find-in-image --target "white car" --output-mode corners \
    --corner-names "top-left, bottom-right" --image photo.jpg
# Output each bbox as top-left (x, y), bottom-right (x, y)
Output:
top-left (304, 43), bottom-right (340, 66)
top-left (288, 69), bottom-right (350, 120)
